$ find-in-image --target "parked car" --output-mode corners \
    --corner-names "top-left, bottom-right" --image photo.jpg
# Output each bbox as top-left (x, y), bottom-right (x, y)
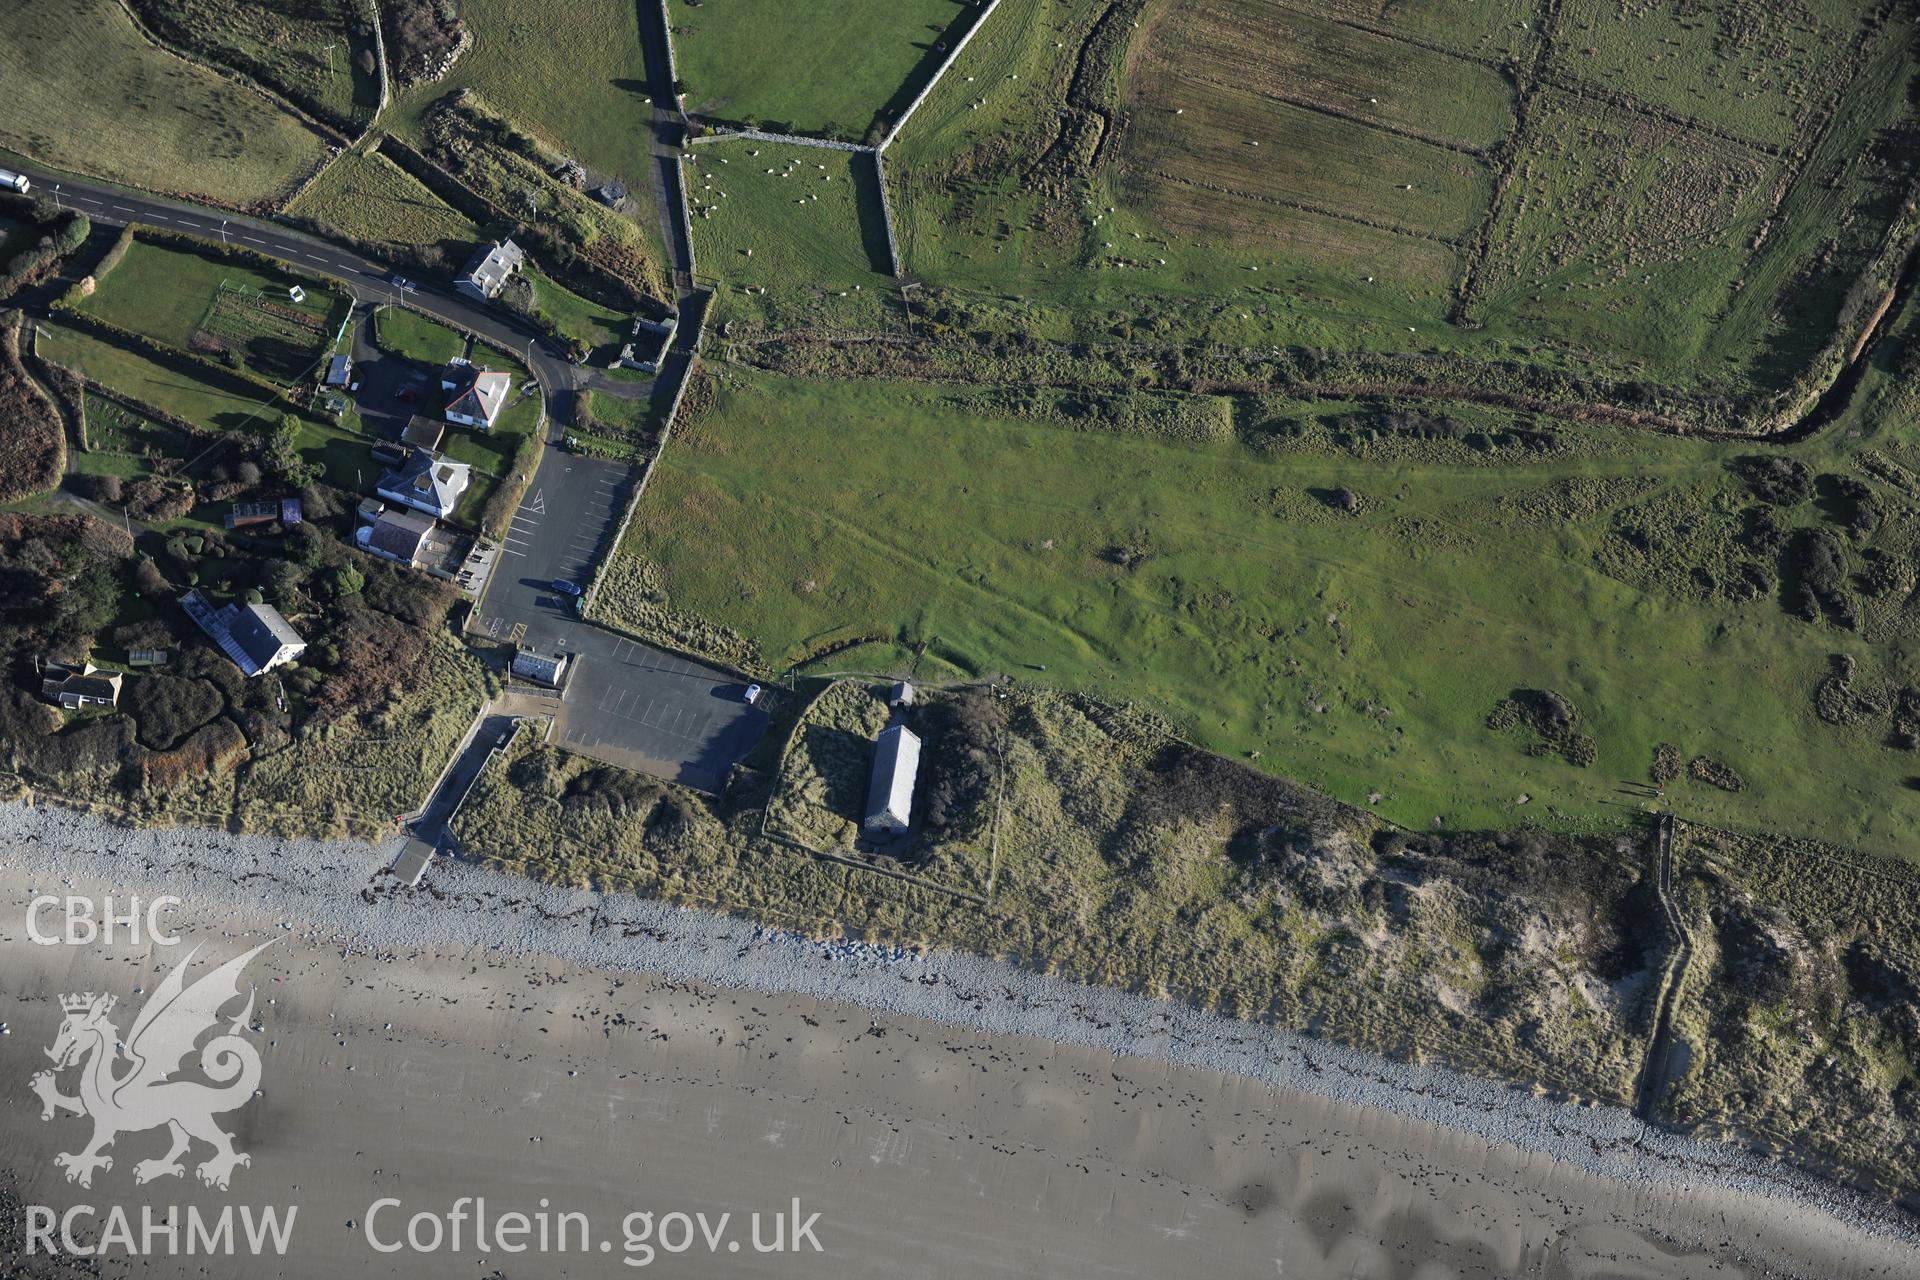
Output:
top-left (390, 274), bottom-right (414, 291)
top-left (550, 579), bottom-right (584, 599)
top-left (742, 683), bottom-right (762, 705)
top-left (393, 386), bottom-right (418, 403)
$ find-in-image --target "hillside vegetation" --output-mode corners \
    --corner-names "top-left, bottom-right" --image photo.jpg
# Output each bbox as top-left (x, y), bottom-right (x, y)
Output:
top-left (0, 0), bottom-right (328, 207)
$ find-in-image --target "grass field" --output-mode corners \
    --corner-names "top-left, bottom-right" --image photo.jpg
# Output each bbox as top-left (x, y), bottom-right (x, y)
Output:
top-left (35, 322), bottom-right (285, 433)
top-left (602, 365), bottom-right (1920, 858)
top-left (1463, 88), bottom-right (1777, 378)
top-left (687, 139), bottom-right (896, 327)
top-left (80, 238), bottom-right (345, 383)
top-left (394, 0), bottom-right (651, 182)
top-left (878, 0), bottom-right (1917, 421)
top-left (0, 0), bottom-right (327, 207)
top-left (286, 148), bottom-right (483, 246)
top-left (1137, 0), bottom-right (1514, 152)
top-left (593, 387), bottom-right (655, 424)
top-left (524, 263), bottom-right (630, 354)
top-left (374, 306), bottom-right (468, 366)
top-left (292, 418), bottom-right (382, 491)
top-left (672, 0), bottom-right (972, 140)
top-left (82, 391), bottom-right (205, 467)
top-left (1553, 0), bottom-right (1871, 146)
top-left (386, 0), bottom-right (665, 277)
top-left (885, 0), bottom-right (1474, 352)
top-left (126, 0), bottom-right (381, 128)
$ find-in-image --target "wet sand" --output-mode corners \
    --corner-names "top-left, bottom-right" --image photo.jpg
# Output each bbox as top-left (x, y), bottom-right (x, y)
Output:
top-left (1, 809), bottom-right (1915, 1277)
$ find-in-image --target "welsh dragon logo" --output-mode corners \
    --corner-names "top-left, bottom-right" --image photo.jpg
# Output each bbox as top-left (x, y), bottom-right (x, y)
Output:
top-left (30, 942), bottom-right (272, 1190)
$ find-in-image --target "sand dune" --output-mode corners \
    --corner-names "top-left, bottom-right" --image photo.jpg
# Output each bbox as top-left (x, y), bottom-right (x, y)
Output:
top-left (0, 802), bottom-right (1913, 1278)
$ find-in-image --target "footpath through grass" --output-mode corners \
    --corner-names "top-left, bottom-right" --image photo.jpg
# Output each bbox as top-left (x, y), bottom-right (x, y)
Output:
top-left (604, 366), bottom-right (1920, 858)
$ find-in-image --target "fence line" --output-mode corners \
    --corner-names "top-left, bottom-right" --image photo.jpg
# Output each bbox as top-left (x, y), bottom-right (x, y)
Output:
top-left (879, 0), bottom-right (1006, 150)
top-left (688, 128), bottom-right (871, 154)
top-left (871, 149), bottom-right (904, 278)
top-left (582, 292), bottom-right (710, 613)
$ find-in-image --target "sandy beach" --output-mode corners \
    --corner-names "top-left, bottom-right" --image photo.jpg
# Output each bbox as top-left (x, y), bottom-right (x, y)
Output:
top-left (0, 801), bottom-right (1915, 1279)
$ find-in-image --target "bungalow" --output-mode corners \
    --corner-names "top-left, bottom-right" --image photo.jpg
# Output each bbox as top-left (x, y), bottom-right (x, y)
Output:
top-left (440, 359), bottom-right (512, 430)
top-left (356, 505), bottom-right (437, 568)
top-left (376, 447), bottom-right (470, 520)
top-left (180, 591), bottom-right (306, 677)
top-left (862, 723), bottom-right (921, 836)
top-left (41, 660), bottom-right (122, 710)
top-left (323, 353), bottom-right (353, 388)
top-left (454, 239), bottom-right (525, 302)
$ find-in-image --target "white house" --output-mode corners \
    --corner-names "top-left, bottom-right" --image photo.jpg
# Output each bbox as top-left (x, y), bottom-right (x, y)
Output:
top-left (376, 447), bottom-right (471, 520)
top-left (455, 239), bottom-right (525, 302)
top-left (440, 359), bottom-right (512, 430)
top-left (40, 660), bottom-right (122, 710)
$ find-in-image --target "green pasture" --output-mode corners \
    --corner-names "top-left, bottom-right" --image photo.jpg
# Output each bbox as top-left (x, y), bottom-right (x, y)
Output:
top-left (0, 0), bottom-right (327, 206)
top-left (605, 367), bottom-right (1920, 857)
top-left (672, 0), bottom-right (972, 140)
top-left (686, 140), bottom-right (896, 326)
top-left (287, 148), bottom-right (483, 246)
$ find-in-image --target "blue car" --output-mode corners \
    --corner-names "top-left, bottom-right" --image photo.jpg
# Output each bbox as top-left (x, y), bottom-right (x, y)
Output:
top-left (550, 579), bottom-right (583, 598)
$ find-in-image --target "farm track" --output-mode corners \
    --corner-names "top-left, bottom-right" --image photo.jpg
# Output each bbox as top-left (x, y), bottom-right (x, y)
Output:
top-left (1632, 812), bottom-right (1688, 1123)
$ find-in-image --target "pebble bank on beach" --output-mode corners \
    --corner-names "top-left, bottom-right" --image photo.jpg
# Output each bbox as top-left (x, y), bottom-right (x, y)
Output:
top-left (2, 799), bottom-right (1914, 1254)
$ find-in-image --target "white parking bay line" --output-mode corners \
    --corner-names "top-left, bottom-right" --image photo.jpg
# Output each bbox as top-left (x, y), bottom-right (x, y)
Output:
top-left (498, 547), bottom-right (525, 557)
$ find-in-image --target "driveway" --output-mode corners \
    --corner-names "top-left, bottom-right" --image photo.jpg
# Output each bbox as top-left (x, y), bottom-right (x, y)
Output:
top-left (348, 311), bottom-right (439, 443)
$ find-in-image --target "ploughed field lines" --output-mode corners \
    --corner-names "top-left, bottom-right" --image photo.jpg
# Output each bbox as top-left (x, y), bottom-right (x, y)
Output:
top-left (1124, 0), bottom-right (1834, 306)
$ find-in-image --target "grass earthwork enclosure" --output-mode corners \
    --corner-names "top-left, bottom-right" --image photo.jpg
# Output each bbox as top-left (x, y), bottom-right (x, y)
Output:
top-left (0, 0), bottom-right (328, 206)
